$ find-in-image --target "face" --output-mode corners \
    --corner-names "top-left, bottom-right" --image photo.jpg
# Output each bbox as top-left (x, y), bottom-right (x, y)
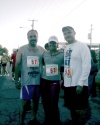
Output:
top-left (45, 46), bottom-right (49, 51)
top-left (63, 29), bottom-right (75, 44)
top-left (48, 41), bottom-right (58, 51)
top-left (27, 30), bottom-right (38, 47)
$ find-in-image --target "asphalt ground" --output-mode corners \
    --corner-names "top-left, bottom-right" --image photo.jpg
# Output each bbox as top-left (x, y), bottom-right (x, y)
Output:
top-left (0, 64), bottom-right (100, 125)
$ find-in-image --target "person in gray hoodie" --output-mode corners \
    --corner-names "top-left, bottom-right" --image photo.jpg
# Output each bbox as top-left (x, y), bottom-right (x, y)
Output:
top-left (41, 36), bottom-right (64, 125)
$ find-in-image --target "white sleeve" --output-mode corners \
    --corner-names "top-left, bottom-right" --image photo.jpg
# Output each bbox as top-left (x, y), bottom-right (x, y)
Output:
top-left (78, 44), bottom-right (91, 86)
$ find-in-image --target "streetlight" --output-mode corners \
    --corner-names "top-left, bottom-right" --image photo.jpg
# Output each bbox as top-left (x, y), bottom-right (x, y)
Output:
top-left (20, 26), bottom-right (30, 29)
top-left (28, 19), bottom-right (38, 30)
top-left (88, 24), bottom-right (93, 50)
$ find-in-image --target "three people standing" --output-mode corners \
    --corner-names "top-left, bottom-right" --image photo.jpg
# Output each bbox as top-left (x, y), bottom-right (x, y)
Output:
top-left (15, 26), bottom-right (91, 125)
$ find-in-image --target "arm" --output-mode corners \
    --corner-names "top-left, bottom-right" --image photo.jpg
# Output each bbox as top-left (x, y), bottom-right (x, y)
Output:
top-left (7, 56), bottom-right (9, 62)
top-left (76, 44), bottom-right (91, 94)
top-left (11, 54), bottom-right (13, 60)
top-left (60, 65), bottom-right (64, 89)
top-left (41, 48), bottom-right (46, 73)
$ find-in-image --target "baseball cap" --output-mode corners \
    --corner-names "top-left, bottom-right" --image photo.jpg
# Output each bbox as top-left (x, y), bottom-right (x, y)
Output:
top-left (48, 36), bottom-right (58, 43)
top-left (62, 26), bottom-right (75, 32)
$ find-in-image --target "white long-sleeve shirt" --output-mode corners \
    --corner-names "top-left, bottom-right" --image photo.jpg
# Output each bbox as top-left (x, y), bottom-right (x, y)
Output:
top-left (64, 41), bottom-right (91, 87)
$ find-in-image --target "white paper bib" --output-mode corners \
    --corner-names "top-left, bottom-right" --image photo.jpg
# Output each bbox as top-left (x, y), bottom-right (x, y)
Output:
top-left (46, 64), bottom-right (58, 76)
top-left (64, 66), bottom-right (73, 77)
top-left (27, 56), bottom-right (39, 67)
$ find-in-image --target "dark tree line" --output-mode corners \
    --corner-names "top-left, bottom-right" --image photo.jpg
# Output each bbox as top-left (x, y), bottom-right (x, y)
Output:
top-left (0, 45), bottom-right (8, 55)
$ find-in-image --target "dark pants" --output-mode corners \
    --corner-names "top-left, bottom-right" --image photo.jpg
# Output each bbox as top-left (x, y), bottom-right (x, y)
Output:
top-left (91, 75), bottom-right (97, 97)
top-left (64, 86), bottom-right (90, 125)
top-left (41, 78), bottom-right (60, 125)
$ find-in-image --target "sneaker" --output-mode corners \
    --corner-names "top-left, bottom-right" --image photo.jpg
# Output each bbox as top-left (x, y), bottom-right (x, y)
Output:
top-left (6, 74), bottom-right (9, 76)
top-left (17, 122), bottom-right (24, 125)
top-left (28, 118), bottom-right (36, 125)
top-left (28, 119), bottom-right (41, 125)
top-left (91, 94), bottom-right (97, 98)
top-left (19, 123), bottom-right (24, 125)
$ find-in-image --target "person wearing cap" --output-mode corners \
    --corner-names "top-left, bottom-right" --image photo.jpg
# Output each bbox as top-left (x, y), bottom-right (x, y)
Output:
top-left (62, 26), bottom-right (91, 125)
top-left (15, 29), bottom-right (45, 125)
top-left (41, 36), bottom-right (64, 125)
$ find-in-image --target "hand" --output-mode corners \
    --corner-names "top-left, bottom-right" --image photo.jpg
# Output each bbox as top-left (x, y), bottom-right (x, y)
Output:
top-left (60, 80), bottom-right (63, 88)
top-left (76, 86), bottom-right (83, 94)
top-left (15, 81), bottom-right (21, 89)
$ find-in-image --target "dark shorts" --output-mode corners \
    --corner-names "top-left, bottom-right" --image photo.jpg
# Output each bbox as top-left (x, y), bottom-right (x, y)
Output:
top-left (12, 67), bottom-right (15, 72)
top-left (2, 63), bottom-right (7, 67)
top-left (10, 61), bottom-right (12, 64)
top-left (20, 85), bottom-right (40, 100)
top-left (64, 86), bottom-right (89, 110)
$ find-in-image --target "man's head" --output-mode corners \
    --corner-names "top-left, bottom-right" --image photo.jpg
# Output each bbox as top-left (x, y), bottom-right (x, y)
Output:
top-left (27, 30), bottom-right (38, 47)
top-left (48, 36), bottom-right (58, 51)
top-left (44, 43), bottom-right (49, 51)
top-left (62, 26), bottom-right (76, 44)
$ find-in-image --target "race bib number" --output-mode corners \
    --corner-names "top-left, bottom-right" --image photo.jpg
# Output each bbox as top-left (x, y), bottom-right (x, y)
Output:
top-left (46, 64), bottom-right (58, 76)
top-left (27, 56), bottom-right (39, 67)
top-left (64, 67), bottom-right (72, 77)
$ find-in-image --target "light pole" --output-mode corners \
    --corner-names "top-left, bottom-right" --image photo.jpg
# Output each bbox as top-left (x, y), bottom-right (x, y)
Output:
top-left (20, 26), bottom-right (30, 29)
top-left (88, 24), bottom-right (93, 50)
top-left (90, 24), bottom-right (93, 50)
top-left (28, 19), bottom-right (38, 30)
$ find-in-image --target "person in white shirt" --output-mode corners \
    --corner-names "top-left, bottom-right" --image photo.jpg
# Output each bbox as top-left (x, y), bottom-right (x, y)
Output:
top-left (62, 26), bottom-right (91, 125)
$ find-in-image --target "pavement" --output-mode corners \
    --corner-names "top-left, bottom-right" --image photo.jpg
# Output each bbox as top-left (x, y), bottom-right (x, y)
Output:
top-left (0, 64), bottom-right (100, 125)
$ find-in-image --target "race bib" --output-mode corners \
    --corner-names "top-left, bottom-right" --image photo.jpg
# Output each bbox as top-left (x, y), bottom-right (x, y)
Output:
top-left (64, 67), bottom-right (73, 77)
top-left (27, 56), bottom-right (39, 67)
top-left (46, 64), bottom-right (58, 76)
